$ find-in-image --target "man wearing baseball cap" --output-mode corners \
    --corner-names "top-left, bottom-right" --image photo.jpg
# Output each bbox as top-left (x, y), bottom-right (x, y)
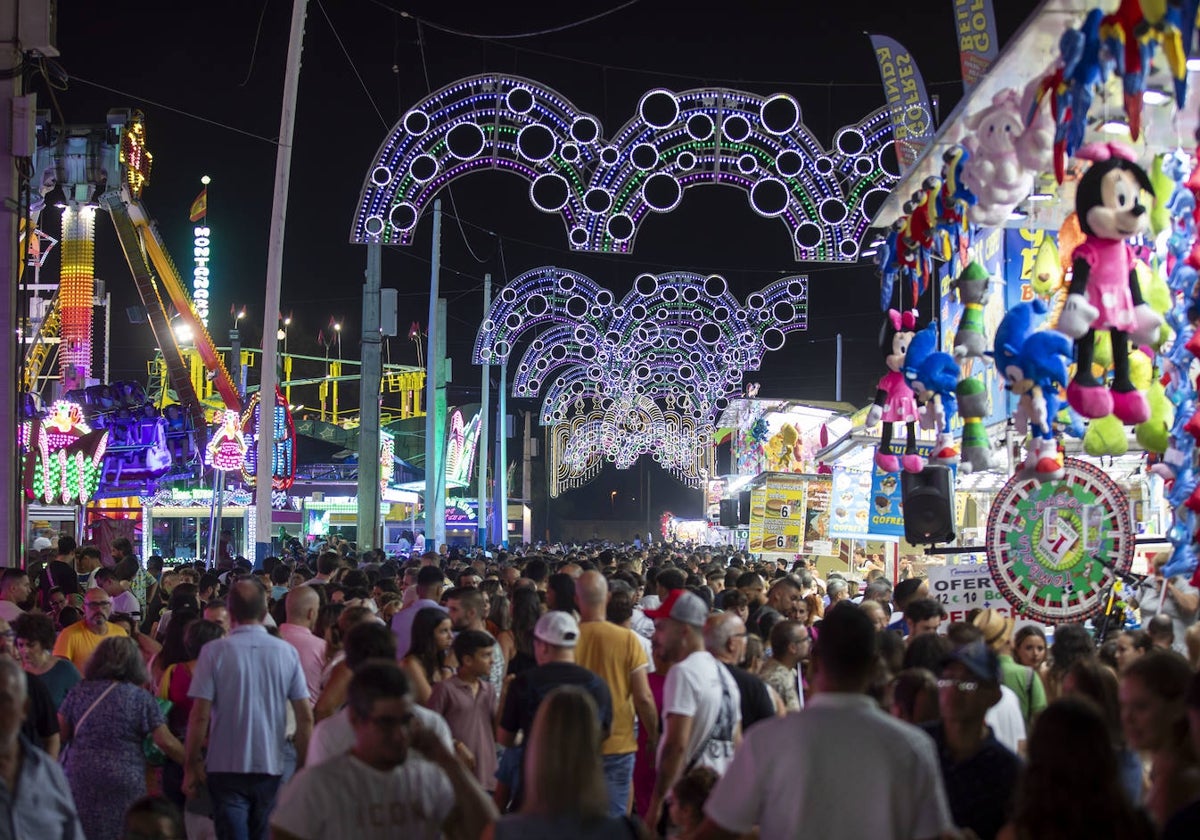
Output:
top-left (646, 589), bottom-right (740, 832)
top-left (972, 608), bottom-right (1045, 727)
top-left (496, 611), bottom-right (612, 811)
top-left (925, 638), bottom-right (1021, 840)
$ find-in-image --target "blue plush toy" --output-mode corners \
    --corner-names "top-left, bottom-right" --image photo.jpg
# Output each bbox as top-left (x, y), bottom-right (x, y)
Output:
top-left (991, 300), bottom-right (1075, 482)
top-left (903, 323), bottom-right (960, 466)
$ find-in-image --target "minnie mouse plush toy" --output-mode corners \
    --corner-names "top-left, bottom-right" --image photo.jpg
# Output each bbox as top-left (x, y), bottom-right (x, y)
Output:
top-left (866, 309), bottom-right (925, 473)
top-left (1056, 142), bottom-right (1163, 423)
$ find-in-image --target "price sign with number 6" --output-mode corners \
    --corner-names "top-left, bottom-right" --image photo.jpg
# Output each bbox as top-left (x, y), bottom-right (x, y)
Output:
top-left (780, 504), bottom-right (790, 518)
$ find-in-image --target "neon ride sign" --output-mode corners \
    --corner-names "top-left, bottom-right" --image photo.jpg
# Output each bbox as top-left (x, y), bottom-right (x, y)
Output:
top-left (193, 226), bottom-right (211, 326)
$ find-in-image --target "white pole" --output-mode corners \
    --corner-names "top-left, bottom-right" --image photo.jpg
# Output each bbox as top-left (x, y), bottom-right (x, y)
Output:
top-left (255, 0), bottom-right (309, 563)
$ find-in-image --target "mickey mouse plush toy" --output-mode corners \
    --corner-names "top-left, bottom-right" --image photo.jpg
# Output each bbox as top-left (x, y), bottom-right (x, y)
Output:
top-left (1056, 142), bottom-right (1163, 423)
top-left (866, 309), bottom-right (925, 473)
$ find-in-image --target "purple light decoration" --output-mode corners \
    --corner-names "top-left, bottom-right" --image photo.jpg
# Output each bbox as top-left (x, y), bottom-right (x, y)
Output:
top-left (351, 74), bottom-right (897, 262)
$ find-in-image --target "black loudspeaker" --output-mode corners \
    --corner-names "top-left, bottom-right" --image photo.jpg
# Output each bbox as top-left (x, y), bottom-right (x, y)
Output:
top-left (901, 466), bottom-right (955, 545)
top-left (719, 499), bottom-right (739, 527)
top-left (738, 491), bottom-right (752, 525)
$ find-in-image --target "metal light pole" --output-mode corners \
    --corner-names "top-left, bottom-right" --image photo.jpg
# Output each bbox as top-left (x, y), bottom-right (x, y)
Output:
top-left (357, 243), bottom-right (382, 551)
top-left (254, 0), bottom-right (309, 563)
top-left (477, 273), bottom-right (491, 548)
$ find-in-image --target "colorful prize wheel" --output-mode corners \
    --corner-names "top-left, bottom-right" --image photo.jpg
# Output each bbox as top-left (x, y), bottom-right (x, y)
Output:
top-left (985, 458), bottom-right (1134, 625)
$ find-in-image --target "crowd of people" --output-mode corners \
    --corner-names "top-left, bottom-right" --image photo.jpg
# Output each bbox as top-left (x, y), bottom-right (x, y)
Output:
top-left (5, 533), bottom-right (1200, 839)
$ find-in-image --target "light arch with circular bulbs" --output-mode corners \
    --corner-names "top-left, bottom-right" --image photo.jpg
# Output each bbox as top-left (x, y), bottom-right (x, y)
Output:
top-left (352, 74), bottom-right (900, 262)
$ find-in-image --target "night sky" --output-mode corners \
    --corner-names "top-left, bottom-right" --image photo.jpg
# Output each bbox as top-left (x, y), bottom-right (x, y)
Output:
top-left (35, 0), bottom-right (1041, 522)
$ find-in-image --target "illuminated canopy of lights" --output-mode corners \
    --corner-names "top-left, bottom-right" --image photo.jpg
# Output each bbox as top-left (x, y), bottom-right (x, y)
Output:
top-left (550, 395), bottom-right (714, 497)
top-left (474, 267), bottom-right (806, 492)
top-left (352, 74), bottom-right (898, 262)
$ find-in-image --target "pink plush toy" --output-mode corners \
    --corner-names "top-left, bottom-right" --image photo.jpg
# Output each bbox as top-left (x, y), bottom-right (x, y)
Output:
top-left (1056, 142), bottom-right (1162, 422)
top-left (960, 86), bottom-right (1054, 227)
top-left (865, 309), bottom-right (925, 473)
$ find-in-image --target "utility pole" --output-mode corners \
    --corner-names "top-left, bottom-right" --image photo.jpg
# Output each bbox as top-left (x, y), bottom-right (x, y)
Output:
top-left (477, 274), bottom-right (490, 548)
top-left (0, 10), bottom-right (28, 566)
top-left (357, 242), bottom-right (382, 551)
top-left (423, 201), bottom-right (445, 551)
top-left (835, 332), bottom-right (843, 402)
top-left (522, 410), bottom-right (532, 544)
top-left (494, 363), bottom-right (507, 547)
top-left (255, 0), bottom-right (308, 562)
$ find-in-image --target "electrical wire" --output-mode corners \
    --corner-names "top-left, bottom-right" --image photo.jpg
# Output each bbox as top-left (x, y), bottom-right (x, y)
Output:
top-left (363, 0), bottom-right (962, 91)
top-left (238, 0), bottom-right (272, 87)
top-left (67, 75), bottom-right (281, 145)
top-left (317, 0), bottom-right (390, 130)
top-left (393, 0), bottom-right (642, 40)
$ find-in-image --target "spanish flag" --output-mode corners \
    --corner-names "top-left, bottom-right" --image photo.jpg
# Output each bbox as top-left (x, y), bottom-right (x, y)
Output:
top-left (188, 188), bottom-right (207, 222)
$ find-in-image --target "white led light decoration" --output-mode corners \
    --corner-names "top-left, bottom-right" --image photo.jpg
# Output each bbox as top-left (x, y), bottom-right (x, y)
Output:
top-left (350, 74), bottom-right (898, 262)
top-left (474, 267), bottom-right (806, 493)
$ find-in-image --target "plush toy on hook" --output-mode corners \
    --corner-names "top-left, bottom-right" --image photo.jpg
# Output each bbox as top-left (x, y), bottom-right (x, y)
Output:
top-left (1055, 142), bottom-right (1163, 423)
top-left (992, 300), bottom-right (1075, 482)
top-left (866, 309), bottom-right (925, 473)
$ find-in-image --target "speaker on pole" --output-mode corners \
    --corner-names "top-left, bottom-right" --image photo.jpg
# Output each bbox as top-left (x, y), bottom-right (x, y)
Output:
top-left (901, 465), bottom-right (955, 545)
top-left (737, 490), bottom-right (752, 525)
top-left (719, 498), bottom-right (738, 527)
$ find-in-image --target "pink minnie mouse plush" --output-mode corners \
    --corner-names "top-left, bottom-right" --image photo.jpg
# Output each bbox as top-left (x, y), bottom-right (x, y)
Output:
top-left (1057, 142), bottom-right (1163, 422)
top-left (866, 309), bottom-right (926, 473)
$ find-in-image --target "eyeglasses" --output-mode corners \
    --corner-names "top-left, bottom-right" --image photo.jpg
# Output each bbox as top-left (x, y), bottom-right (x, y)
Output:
top-left (367, 713), bottom-right (415, 730)
top-left (85, 600), bottom-right (112, 608)
top-left (937, 678), bottom-right (980, 693)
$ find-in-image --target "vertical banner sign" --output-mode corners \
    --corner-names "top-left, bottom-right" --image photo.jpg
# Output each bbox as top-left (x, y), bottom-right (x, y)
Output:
top-left (868, 442), bottom-right (937, 538)
top-left (953, 0), bottom-right (999, 94)
top-left (829, 468), bottom-right (872, 539)
top-left (869, 34), bottom-right (935, 171)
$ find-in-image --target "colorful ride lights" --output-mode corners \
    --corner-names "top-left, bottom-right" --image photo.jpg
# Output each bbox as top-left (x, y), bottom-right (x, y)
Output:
top-left (22, 400), bottom-right (108, 505)
top-left (352, 73), bottom-right (897, 261)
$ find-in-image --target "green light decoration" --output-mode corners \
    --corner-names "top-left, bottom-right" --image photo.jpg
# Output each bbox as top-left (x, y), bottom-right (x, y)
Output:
top-left (23, 400), bottom-right (108, 504)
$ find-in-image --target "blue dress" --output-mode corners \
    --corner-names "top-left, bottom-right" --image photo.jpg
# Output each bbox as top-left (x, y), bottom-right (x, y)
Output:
top-left (59, 679), bottom-right (165, 840)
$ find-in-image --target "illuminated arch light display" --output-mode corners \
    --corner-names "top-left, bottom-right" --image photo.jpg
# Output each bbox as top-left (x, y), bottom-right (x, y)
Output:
top-left (550, 395), bottom-right (714, 496)
top-left (21, 400), bottom-right (108, 504)
top-left (474, 267), bottom-right (806, 494)
top-left (240, 387), bottom-right (296, 490)
top-left (352, 75), bottom-right (899, 262)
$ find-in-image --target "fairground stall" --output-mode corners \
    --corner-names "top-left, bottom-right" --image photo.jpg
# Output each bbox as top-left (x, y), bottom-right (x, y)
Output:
top-left (838, 0), bottom-right (1200, 627)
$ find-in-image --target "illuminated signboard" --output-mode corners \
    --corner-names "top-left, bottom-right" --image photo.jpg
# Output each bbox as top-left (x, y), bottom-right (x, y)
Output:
top-left (193, 225), bottom-right (211, 326)
top-left (206, 410), bottom-right (248, 472)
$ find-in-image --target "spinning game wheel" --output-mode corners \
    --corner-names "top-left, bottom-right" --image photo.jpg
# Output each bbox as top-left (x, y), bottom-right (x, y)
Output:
top-left (985, 458), bottom-right (1134, 625)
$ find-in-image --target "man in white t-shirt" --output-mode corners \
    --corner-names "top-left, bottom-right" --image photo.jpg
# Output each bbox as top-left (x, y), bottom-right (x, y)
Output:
top-left (0, 569), bottom-right (30, 622)
top-left (645, 589), bottom-right (740, 831)
top-left (695, 603), bottom-right (955, 840)
top-left (270, 661), bottom-right (496, 840)
top-left (308, 622), bottom-right (452, 766)
top-left (94, 568), bottom-right (140, 620)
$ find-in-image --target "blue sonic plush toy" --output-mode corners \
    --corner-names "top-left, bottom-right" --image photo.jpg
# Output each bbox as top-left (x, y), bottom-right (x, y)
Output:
top-left (904, 323), bottom-right (961, 466)
top-left (992, 300), bottom-right (1075, 482)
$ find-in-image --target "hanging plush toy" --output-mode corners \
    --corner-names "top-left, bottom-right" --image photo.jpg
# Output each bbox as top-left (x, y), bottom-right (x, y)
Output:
top-left (951, 262), bottom-right (991, 358)
top-left (992, 300), bottom-right (1075, 482)
top-left (1056, 142), bottom-right (1163, 424)
top-left (904, 323), bottom-right (960, 466)
top-left (866, 309), bottom-right (924, 473)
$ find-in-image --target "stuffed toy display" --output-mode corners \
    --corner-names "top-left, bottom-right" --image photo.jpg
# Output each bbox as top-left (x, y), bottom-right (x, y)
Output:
top-left (866, 309), bottom-right (925, 473)
top-left (1055, 142), bottom-right (1162, 424)
top-left (948, 261), bottom-right (998, 474)
top-left (992, 300), bottom-right (1074, 482)
top-left (959, 85), bottom-right (1054, 226)
top-left (903, 323), bottom-right (960, 466)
